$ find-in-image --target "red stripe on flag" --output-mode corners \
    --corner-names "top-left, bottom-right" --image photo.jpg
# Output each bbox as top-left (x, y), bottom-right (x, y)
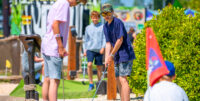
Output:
top-left (146, 27), bottom-right (169, 86)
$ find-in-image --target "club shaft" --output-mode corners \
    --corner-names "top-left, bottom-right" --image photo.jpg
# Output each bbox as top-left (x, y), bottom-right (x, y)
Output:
top-left (92, 66), bottom-right (108, 101)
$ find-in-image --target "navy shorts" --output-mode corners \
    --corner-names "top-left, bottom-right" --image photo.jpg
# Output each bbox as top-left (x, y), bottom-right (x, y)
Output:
top-left (86, 50), bottom-right (103, 65)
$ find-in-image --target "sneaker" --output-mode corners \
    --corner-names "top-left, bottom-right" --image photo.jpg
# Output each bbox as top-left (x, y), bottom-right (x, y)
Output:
top-left (88, 84), bottom-right (94, 91)
top-left (39, 82), bottom-right (43, 86)
top-left (35, 79), bottom-right (41, 84)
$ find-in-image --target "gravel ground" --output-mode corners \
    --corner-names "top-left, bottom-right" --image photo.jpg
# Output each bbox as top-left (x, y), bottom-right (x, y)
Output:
top-left (0, 83), bottom-right (18, 96)
top-left (0, 79), bottom-right (143, 101)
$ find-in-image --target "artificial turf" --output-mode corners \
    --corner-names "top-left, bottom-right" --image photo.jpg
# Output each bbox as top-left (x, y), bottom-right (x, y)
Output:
top-left (10, 79), bottom-right (96, 99)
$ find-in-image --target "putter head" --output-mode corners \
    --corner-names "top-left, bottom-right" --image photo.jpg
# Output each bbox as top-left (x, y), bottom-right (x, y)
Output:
top-left (69, 71), bottom-right (77, 77)
top-left (82, 81), bottom-right (86, 85)
top-left (70, 26), bottom-right (77, 37)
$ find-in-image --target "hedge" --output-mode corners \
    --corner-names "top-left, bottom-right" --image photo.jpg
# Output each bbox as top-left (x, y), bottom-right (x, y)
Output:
top-left (128, 6), bottom-right (200, 101)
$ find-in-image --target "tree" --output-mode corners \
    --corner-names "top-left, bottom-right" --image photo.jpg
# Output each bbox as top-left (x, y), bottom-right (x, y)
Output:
top-left (128, 6), bottom-right (200, 100)
top-left (0, 0), bottom-right (2, 8)
top-left (154, 0), bottom-right (163, 10)
top-left (179, 0), bottom-right (200, 12)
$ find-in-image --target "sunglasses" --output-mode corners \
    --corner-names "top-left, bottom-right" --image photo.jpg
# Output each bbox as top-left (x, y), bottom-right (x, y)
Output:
top-left (101, 12), bottom-right (112, 17)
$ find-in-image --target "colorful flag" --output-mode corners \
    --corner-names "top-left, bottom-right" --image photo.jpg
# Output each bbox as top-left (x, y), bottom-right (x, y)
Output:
top-left (146, 27), bottom-right (169, 86)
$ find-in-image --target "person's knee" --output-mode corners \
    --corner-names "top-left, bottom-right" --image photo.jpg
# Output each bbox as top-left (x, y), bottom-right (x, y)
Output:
top-left (43, 78), bottom-right (50, 87)
top-left (88, 62), bottom-right (93, 68)
top-left (42, 61), bottom-right (44, 67)
top-left (96, 66), bottom-right (102, 71)
top-left (44, 77), bottom-right (50, 82)
top-left (50, 79), bottom-right (60, 85)
top-left (119, 76), bottom-right (128, 84)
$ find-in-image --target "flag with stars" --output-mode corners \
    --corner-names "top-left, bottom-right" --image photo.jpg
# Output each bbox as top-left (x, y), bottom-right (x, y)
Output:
top-left (146, 27), bottom-right (169, 86)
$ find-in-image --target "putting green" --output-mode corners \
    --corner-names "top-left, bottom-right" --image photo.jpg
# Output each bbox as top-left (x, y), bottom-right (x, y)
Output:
top-left (10, 80), bottom-right (96, 99)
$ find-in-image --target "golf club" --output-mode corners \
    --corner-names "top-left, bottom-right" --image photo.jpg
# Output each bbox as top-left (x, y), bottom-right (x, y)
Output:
top-left (82, 56), bottom-right (87, 85)
top-left (91, 65), bottom-right (108, 101)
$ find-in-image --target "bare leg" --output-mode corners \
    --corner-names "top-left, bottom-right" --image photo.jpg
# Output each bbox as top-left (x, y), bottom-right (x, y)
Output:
top-left (119, 76), bottom-right (130, 101)
top-left (49, 79), bottom-right (60, 101)
top-left (116, 77), bottom-right (122, 100)
top-left (42, 77), bottom-right (50, 100)
top-left (41, 61), bottom-right (44, 76)
top-left (87, 62), bottom-right (93, 84)
top-left (96, 65), bottom-right (102, 81)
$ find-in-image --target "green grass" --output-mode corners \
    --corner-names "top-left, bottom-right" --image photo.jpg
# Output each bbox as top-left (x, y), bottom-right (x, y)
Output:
top-left (79, 73), bottom-right (98, 79)
top-left (10, 80), bottom-right (96, 99)
top-left (0, 71), bottom-right (12, 76)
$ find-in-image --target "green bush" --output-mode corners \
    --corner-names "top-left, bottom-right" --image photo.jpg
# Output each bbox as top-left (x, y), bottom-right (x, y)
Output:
top-left (128, 6), bottom-right (200, 101)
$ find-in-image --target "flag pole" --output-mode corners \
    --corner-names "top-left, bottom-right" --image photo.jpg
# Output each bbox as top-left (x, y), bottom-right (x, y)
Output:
top-left (146, 28), bottom-right (151, 101)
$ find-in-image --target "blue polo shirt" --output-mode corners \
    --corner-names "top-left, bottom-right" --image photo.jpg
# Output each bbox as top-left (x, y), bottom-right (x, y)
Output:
top-left (103, 17), bottom-right (136, 64)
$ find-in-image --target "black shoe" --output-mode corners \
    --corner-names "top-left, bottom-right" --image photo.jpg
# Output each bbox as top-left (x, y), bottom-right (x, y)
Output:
top-left (35, 79), bottom-right (41, 84)
top-left (39, 82), bottom-right (43, 86)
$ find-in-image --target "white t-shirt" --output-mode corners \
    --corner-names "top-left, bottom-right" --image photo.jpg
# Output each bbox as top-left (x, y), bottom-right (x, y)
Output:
top-left (144, 81), bottom-right (189, 101)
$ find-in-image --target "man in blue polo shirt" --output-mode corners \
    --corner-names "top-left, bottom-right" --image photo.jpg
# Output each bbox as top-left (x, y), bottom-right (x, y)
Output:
top-left (101, 4), bottom-right (136, 101)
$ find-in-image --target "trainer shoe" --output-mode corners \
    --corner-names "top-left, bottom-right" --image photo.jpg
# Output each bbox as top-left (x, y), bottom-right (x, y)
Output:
top-left (88, 84), bottom-right (94, 91)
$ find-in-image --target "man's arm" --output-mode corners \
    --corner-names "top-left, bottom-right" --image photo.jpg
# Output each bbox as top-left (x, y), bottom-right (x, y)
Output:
top-left (110, 36), bottom-right (123, 56)
top-left (83, 29), bottom-right (89, 56)
top-left (52, 20), bottom-right (67, 58)
top-left (105, 42), bottom-right (112, 66)
top-left (132, 33), bottom-right (136, 43)
top-left (100, 31), bottom-right (106, 54)
top-left (34, 56), bottom-right (44, 62)
top-left (105, 37), bottom-right (123, 65)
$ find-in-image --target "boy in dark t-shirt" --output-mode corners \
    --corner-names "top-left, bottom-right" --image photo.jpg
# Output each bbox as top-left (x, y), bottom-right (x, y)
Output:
top-left (101, 3), bottom-right (136, 101)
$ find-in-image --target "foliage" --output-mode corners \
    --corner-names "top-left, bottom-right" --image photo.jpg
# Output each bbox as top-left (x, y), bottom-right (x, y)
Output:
top-left (89, 0), bottom-right (101, 23)
top-left (128, 6), bottom-right (200, 101)
top-left (179, 0), bottom-right (200, 12)
top-left (11, 2), bottom-right (23, 35)
top-left (153, 0), bottom-right (164, 10)
top-left (0, 1), bottom-right (2, 8)
top-left (173, 0), bottom-right (183, 8)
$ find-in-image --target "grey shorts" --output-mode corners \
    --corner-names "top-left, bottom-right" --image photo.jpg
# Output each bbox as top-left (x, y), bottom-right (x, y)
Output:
top-left (43, 54), bottom-right (63, 80)
top-left (23, 62), bottom-right (42, 72)
top-left (115, 61), bottom-right (133, 77)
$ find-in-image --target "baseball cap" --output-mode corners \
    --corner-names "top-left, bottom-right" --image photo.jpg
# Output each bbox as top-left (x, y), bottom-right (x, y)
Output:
top-left (165, 61), bottom-right (175, 76)
top-left (101, 3), bottom-right (113, 13)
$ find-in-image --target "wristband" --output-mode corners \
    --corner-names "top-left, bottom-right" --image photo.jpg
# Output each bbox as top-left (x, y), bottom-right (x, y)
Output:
top-left (54, 34), bottom-right (61, 38)
top-left (110, 54), bottom-right (114, 58)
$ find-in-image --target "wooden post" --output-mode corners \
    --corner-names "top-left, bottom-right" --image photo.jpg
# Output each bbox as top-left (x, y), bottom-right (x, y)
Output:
top-left (107, 60), bottom-right (117, 100)
top-left (19, 35), bottom-right (41, 100)
top-left (2, 0), bottom-right (10, 37)
top-left (27, 39), bottom-right (37, 99)
top-left (76, 39), bottom-right (83, 73)
top-left (67, 27), bottom-right (76, 80)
